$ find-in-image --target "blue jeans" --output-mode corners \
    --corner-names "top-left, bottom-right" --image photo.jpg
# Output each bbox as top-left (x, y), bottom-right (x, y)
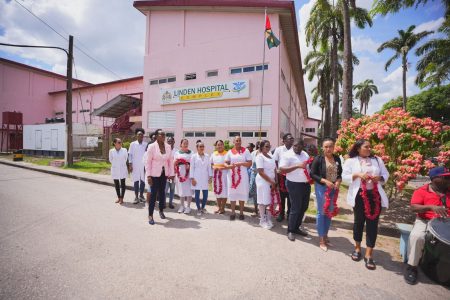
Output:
top-left (134, 180), bottom-right (145, 197)
top-left (314, 183), bottom-right (334, 237)
top-left (195, 190), bottom-right (208, 210)
top-left (165, 180), bottom-right (175, 205)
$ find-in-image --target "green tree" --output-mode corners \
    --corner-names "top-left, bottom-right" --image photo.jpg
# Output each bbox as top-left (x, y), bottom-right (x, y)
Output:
top-left (377, 25), bottom-right (433, 110)
top-left (380, 84), bottom-right (450, 124)
top-left (353, 79), bottom-right (379, 114)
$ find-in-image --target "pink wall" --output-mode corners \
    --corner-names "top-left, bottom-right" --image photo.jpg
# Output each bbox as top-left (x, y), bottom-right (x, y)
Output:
top-left (143, 10), bottom-right (282, 149)
top-left (0, 59), bottom-right (88, 125)
top-left (50, 78), bottom-right (143, 127)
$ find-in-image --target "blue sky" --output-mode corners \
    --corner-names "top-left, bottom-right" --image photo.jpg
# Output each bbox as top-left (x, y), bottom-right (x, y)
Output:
top-left (0, 0), bottom-right (447, 119)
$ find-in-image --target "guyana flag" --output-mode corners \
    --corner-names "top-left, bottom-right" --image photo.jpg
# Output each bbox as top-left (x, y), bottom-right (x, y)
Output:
top-left (265, 15), bottom-right (280, 49)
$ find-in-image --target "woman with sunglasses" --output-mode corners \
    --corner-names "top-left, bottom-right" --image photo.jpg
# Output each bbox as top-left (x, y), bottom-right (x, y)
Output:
top-left (109, 138), bottom-right (128, 204)
top-left (145, 129), bottom-right (174, 225)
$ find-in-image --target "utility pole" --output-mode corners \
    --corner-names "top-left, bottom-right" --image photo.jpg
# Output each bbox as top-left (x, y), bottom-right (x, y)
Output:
top-left (66, 35), bottom-right (74, 166)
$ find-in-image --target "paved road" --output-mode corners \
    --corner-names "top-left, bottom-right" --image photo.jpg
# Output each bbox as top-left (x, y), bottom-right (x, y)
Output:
top-left (0, 165), bottom-right (448, 299)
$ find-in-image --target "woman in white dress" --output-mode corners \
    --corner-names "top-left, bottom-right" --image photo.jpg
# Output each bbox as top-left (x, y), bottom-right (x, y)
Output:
top-left (211, 140), bottom-right (229, 214)
top-left (255, 140), bottom-right (277, 229)
top-left (109, 138), bottom-right (128, 204)
top-left (224, 135), bottom-right (252, 221)
top-left (174, 139), bottom-right (193, 214)
top-left (190, 141), bottom-right (213, 216)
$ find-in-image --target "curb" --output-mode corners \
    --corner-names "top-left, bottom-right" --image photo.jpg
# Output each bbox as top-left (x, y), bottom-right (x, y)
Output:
top-left (0, 159), bottom-right (401, 238)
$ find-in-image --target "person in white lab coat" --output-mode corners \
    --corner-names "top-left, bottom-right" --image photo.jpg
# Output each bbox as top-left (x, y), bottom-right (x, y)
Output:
top-left (190, 141), bottom-right (213, 216)
top-left (109, 138), bottom-right (128, 204)
top-left (128, 128), bottom-right (147, 204)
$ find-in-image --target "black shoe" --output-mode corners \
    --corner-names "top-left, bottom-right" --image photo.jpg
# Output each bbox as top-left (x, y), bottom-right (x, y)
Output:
top-left (169, 203), bottom-right (175, 209)
top-left (404, 265), bottom-right (418, 285)
top-left (293, 229), bottom-right (308, 237)
top-left (287, 232), bottom-right (295, 241)
top-left (239, 214), bottom-right (245, 220)
top-left (159, 211), bottom-right (166, 219)
top-left (230, 214), bottom-right (236, 221)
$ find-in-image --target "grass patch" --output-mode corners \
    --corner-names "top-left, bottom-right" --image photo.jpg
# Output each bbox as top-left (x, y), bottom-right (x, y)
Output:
top-left (64, 160), bottom-right (110, 174)
top-left (24, 157), bottom-right (53, 166)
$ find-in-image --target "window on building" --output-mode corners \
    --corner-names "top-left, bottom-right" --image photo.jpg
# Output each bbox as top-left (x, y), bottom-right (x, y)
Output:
top-left (230, 68), bottom-right (242, 74)
top-left (254, 131), bottom-right (267, 138)
top-left (305, 128), bottom-right (316, 133)
top-left (150, 76), bottom-right (176, 85)
top-left (255, 64), bottom-right (269, 71)
top-left (229, 132), bottom-right (240, 138)
top-left (150, 80), bottom-right (158, 85)
top-left (167, 77), bottom-right (176, 82)
top-left (184, 132), bottom-right (194, 137)
top-left (185, 73), bottom-right (196, 80)
top-left (55, 112), bottom-right (64, 116)
top-left (194, 132), bottom-right (205, 137)
top-left (166, 132), bottom-right (174, 137)
top-left (242, 131), bottom-right (253, 137)
top-left (79, 109), bottom-right (90, 113)
top-left (206, 70), bottom-right (218, 77)
top-left (243, 66), bottom-right (255, 73)
top-left (205, 132), bottom-right (216, 137)
top-left (158, 78), bottom-right (167, 84)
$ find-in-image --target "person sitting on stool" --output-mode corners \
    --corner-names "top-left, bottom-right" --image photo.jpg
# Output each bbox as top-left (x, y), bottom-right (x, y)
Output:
top-left (404, 166), bottom-right (450, 285)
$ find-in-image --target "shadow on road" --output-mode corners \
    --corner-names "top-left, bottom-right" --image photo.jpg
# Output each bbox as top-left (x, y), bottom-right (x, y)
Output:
top-left (161, 216), bottom-right (201, 229)
top-left (121, 202), bottom-right (145, 209)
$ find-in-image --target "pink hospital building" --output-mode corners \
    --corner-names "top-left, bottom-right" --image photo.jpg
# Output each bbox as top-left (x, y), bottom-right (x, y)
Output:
top-left (0, 0), bottom-right (319, 154)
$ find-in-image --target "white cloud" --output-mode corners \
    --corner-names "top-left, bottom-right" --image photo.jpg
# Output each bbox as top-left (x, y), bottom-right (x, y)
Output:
top-left (352, 36), bottom-right (379, 54)
top-left (0, 0), bottom-right (145, 83)
top-left (414, 17), bottom-right (445, 33)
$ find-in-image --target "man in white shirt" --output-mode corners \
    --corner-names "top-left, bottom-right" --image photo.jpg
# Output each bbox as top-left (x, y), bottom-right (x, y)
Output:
top-left (128, 128), bottom-right (147, 204)
top-left (165, 136), bottom-right (177, 209)
top-left (273, 133), bottom-right (294, 222)
top-left (279, 139), bottom-right (311, 241)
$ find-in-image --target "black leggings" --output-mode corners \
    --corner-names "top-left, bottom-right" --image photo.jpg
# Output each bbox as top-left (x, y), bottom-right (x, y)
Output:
top-left (353, 189), bottom-right (380, 248)
top-left (149, 172), bottom-right (167, 216)
top-left (114, 179), bottom-right (126, 198)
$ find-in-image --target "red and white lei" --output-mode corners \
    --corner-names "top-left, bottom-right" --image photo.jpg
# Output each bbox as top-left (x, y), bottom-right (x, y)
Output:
top-left (231, 166), bottom-right (242, 189)
top-left (323, 187), bottom-right (339, 219)
top-left (174, 158), bottom-right (190, 182)
top-left (269, 188), bottom-right (281, 217)
top-left (360, 176), bottom-right (381, 220)
top-left (303, 157), bottom-right (314, 184)
top-left (213, 169), bottom-right (223, 195)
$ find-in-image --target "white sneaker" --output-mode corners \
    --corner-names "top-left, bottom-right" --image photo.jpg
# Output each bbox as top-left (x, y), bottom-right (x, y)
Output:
top-left (259, 215), bottom-right (267, 228)
top-left (197, 209), bottom-right (202, 216)
top-left (184, 207), bottom-right (191, 214)
top-left (177, 206), bottom-right (185, 213)
top-left (202, 208), bottom-right (207, 214)
top-left (266, 216), bottom-right (274, 229)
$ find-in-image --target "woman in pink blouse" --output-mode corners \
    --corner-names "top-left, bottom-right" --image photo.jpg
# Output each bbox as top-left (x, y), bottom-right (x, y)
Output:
top-left (145, 129), bottom-right (174, 225)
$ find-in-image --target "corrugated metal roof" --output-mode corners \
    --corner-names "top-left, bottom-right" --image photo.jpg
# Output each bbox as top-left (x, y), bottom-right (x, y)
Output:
top-left (91, 95), bottom-right (141, 118)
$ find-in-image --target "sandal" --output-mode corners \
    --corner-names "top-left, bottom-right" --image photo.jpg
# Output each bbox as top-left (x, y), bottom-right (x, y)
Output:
top-left (214, 209), bottom-right (221, 214)
top-left (319, 243), bottom-right (328, 252)
top-left (351, 251), bottom-right (362, 261)
top-left (115, 198), bottom-right (120, 203)
top-left (364, 257), bottom-right (376, 270)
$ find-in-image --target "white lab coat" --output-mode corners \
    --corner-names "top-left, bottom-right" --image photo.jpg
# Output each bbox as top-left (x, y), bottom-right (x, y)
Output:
top-left (128, 140), bottom-right (147, 182)
top-left (189, 153), bottom-right (213, 190)
top-left (109, 148), bottom-right (128, 180)
top-left (342, 156), bottom-right (390, 208)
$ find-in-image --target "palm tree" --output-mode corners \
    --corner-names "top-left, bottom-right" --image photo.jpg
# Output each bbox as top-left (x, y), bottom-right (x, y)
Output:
top-left (304, 50), bottom-right (332, 137)
top-left (311, 87), bottom-right (326, 138)
top-left (353, 79), bottom-right (379, 114)
top-left (340, 1), bottom-right (373, 121)
top-left (415, 31), bottom-right (450, 87)
top-left (306, 0), bottom-right (343, 138)
top-left (377, 25), bottom-right (433, 110)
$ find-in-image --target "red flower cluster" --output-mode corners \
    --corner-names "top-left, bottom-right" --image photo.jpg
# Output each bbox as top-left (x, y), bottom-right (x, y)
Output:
top-left (213, 169), bottom-right (223, 195)
top-left (303, 157), bottom-right (314, 184)
top-left (175, 158), bottom-right (190, 182)
top-left (336, 108), bottom-right (450, 192)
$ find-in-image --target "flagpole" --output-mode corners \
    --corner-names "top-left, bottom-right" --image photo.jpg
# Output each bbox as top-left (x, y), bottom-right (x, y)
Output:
top-left (258, 8), bottom-right (267, 141)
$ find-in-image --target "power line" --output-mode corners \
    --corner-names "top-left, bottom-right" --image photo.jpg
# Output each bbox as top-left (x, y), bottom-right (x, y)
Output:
top-left (14, 0), bottom-right (122, 80)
